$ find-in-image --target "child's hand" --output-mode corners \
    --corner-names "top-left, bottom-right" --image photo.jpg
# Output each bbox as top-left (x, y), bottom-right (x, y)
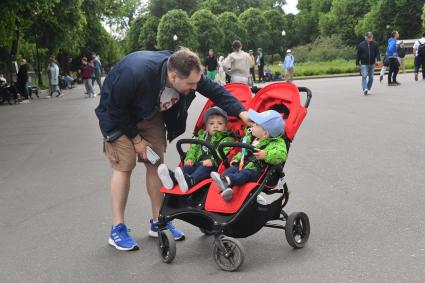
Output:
top-left (253, 149), bottom-right (266, 160)
top-left (230, 160), bottom-right (238, 166)
top-left (202, 159), bottom-right (213, 167)
top-left (184, 160), bottom-right (194, 166)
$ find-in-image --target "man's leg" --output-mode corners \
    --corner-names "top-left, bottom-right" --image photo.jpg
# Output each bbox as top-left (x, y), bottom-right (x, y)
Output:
top-left (360, 65), bottom-right (368, 91)
top-left (145, 162), bottom-right (164, 220)
top-left (421, 57), bottom-right (425, 79)
top-left (111, 170), bottom-right (132, 225)
top-left (367, 64), bottom-right (375, 91)
top-left (96, 73), bottom-right (102, 89)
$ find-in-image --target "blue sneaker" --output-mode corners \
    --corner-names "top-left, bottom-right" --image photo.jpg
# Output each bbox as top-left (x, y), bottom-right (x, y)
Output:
top-left (108, 223), bottom-right (139, 251)
top-left (149, 219), bottom-right (185, 241)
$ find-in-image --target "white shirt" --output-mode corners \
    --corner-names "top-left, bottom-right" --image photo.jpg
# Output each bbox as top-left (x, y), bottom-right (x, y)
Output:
top-left (413, 37), bottom-right (425, 56)
top-left (159, 87), bottom-right (180, 111)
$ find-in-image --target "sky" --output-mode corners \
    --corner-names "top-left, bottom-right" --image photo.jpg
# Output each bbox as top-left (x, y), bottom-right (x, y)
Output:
top-left (283, 0), bottom-right (299, 15)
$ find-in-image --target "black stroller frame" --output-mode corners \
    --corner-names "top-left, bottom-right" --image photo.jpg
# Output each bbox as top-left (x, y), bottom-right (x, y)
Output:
top-left (157, 87), bottom-right (312, 272)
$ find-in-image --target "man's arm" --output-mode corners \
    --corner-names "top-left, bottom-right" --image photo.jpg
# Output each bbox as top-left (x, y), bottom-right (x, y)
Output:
top-left (107, 67), bottom-right (139, 139)
top-left (196, 75), bottom-right (246, 119)
top-left (356, 43), bottom-right (361, 65)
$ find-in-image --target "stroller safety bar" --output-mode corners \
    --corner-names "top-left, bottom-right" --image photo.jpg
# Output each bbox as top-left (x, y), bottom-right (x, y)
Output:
top-left (217, 142), bottom-right (257, 168)
top-left (176, 138), bottom-right (222, 164)
top-left (297, 87), bottom-right (312, 108)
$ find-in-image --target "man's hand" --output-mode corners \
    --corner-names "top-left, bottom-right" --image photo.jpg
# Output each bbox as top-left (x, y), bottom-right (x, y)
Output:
top-left (202, 159), bottom-right (213, 167)
top-left (184, 160), bottom-right (194, 166)
top-left (239, 111), bottom-right (251, 125)
top-left (132, 135), bottom-right (151, 162)
top-left (253, 148), bottom-right (266, 160)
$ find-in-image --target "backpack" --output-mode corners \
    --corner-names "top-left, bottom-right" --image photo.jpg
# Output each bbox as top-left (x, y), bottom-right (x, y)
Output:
top-left (418, 42), bottom-right (425, 57)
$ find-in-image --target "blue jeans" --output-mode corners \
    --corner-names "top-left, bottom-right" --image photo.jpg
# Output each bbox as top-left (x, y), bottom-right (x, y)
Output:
top-left (182, 164), bottom-right (213, 184)
top-left (414, 56), bottom-right (425, 77)
top-left (360, 64), bottom-right (375, 91)
top-left (224, 166), bottom-right (261, 186)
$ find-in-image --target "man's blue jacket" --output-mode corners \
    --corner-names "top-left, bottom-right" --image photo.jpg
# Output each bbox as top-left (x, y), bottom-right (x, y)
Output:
top-left (95, 51), bottom-right (245, 142)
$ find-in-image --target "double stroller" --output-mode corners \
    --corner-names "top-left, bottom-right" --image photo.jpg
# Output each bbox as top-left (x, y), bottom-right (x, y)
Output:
top-left (157, 82), bottom-right (312, 271)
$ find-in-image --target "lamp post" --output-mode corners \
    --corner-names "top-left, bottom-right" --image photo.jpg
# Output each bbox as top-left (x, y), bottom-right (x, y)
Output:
top-left (173, 34), bottom-right (178, 50)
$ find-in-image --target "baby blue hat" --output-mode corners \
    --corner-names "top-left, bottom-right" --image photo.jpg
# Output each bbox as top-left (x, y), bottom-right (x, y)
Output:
top-left (248, 109), bottom-right (285, 137)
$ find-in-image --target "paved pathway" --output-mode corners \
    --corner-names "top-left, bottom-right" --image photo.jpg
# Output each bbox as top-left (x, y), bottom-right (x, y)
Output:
top-left (1, 74), bottom-right (424, 282)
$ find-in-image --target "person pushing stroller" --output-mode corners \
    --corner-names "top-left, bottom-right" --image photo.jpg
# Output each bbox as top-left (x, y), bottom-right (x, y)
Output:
top-left (211, 109), bottom-right (287, 201)
top-left (158, 106), bottom-right (235, 192)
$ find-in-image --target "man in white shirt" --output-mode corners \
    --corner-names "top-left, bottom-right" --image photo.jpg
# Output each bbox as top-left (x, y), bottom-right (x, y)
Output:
top-left (413, 32), bottom-right (425, 81)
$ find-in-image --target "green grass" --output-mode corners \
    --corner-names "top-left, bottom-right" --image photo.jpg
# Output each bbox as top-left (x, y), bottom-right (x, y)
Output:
top-left (270, 56), bottom-right (415, 78)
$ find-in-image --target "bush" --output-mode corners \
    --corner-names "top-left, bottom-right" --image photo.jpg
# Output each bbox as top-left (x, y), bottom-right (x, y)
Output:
top-left (293, 35), bottom-right (356, 63)
top-left (265, 53), bottom-right (282, 64)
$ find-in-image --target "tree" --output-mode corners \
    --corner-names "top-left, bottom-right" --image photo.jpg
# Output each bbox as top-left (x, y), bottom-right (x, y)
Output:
top-left (138, 17), bottom-right (160, 51)
top-left (238, 8), bottom-right (268, 51)
top-left (124, 16), bottom-right (147, 53)
top-left (263, 9), bottom-right (287, 57)
top-left (319, 0), bottom-right (371, 46)
top-left (217, 12), bottom-right (247, 53)
top-left (149, 0), bottom-right (200, 17)
top-left (190, 9), bottom-right (224, 56)
top-left (156, 9), bottom-right (197, 51)
top-left (199, 0), bottom-right (286, 15)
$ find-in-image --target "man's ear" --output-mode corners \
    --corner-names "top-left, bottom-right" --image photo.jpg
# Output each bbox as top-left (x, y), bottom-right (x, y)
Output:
top-left (168, 71), bottom-right (178, 84)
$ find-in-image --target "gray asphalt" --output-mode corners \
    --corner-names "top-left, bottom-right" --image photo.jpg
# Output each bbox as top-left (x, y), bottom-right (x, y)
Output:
top-left (1, 74), bottom-right (424, 282)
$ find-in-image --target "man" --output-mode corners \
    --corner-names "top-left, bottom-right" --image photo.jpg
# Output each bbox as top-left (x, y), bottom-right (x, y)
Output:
top-left (356, 32), bottom-right (380, 95)
top-left (283, 49), bottom-right (295, 82)
top-left (256, 48), bottom-right (265, 83)
top-left (17, 59), bottom-right (29, 103)
top-left (91, 52), bottom-right (102, 92)
top-left (386, 31), bottom-right (400, 86)
top-left (95, 48), bottom-right (250, 251)
top-left (413, 32), bottom-right (425, 81)
top-left (204, 49), bottom-right (218, 81)
top-left (397, 41), bottom-right (406, 74)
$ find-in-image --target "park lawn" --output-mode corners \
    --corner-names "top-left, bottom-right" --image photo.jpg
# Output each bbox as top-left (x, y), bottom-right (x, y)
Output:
top-left (270, 56), bottom-right (415, 78)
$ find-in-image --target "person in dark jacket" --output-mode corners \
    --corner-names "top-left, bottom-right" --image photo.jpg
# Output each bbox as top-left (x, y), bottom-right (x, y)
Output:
top-left (95, 48), bottom-right (250, 251)
top-left (204, 49), bottom-right (218, 80)
top-left (17, 58), bottom-right (29, 103)
top-left (256, 48), bottom-right (265, 82)
top-left (356, 32), bottom-right (380, 95)
top-left (397, 41), bottom-right (406, 73)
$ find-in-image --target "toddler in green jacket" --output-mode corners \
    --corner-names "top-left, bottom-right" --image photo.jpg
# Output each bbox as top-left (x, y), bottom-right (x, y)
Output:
top-left (211, 109), bottom-right (287, 200)
top-left (158, 106), bottom-right (234, 192)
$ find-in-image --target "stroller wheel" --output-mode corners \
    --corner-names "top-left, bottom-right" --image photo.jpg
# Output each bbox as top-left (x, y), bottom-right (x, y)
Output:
top-left (285, 212), bottom-right (310, 249)
top-left (158, 230), bottom-right (176, 263)
top-left (199, 227), bottom-right (214, 235)
top-left (212, 236), bottom-right (245, 272)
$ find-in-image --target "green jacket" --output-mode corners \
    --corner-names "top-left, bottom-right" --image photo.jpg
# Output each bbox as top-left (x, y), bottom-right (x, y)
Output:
top-left (185, 129), bottom-right (235, 165)
top-left (232, 134), bottom-right (287, 171)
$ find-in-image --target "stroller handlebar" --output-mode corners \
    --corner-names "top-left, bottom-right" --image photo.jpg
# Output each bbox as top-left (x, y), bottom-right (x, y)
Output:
top-left (176, 139), bottom-right (222, 164)
top-left (217, 142), bottom-right (257, 168)
top-left (297, 87), bottom-right (312, 108)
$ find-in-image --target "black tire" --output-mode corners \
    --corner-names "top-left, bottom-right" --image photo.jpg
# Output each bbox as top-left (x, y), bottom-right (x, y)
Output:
top-left (285, 212), bottom-right (310, 249)
top-left (199, 227), bottom-right (214, 235)
top-left (158, 230), bottom-right (176, 263)
top-left (212, 236), bottom-right (245, 272)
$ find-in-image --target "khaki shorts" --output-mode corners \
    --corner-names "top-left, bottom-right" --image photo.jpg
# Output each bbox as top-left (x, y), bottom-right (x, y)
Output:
top-left (103, 112), bottom-right (166, 172)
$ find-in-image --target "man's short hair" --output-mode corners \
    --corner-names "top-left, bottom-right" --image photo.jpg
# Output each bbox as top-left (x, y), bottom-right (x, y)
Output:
top-left (391, 31), bottom-right (398, 37)
top-left (365, 31), bottom-right (373, 39)
top-left (232, 40), bottom-right (242, 51)
top-left (167, 47), bottom-right (202, 79)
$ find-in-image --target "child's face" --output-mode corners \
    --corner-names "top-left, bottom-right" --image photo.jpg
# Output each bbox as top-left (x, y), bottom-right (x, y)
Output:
top-left (251, 123), bottom-right (269, 139)
top-left (206, 115), bottom-right (227, 135)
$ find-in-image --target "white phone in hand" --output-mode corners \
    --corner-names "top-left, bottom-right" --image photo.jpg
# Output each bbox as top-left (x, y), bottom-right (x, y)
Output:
top-left (146, 146), bottom-right (160, 165)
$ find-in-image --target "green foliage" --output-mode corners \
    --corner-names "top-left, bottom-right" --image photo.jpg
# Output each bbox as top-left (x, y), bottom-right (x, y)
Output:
top-left (292, 35), bottom-right (355, 62)
top-left (263, 10), bottom-right (287, 56)
top-left (139, 16), bottom-right (160, 51)
top-left (157, 10), bottom-right (197, 51)
top-left (217, 12), bottom-right (247, 53)
top-left (423, 3), bottom-right (425, 30)
top-left (190, 9), bottom-right (224, 55)
top-left (239, 8), bottom-right (268, 50)
top-left (149, 0), bottom-right (200, 17)
top-left (125, 16), bottom-right (147, 53)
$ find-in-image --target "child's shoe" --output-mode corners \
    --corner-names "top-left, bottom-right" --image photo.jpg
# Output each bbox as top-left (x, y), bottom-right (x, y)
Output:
top-left (174, 167), bottom-right (195, 193)
top-left (221, 188), bottom-right (233, 201)
top-left (210, 172), bottom-right (230, 192)
top-left (158, 164), bottom-right (174, 189)
top-left (108, 223), bottom-right (139, 251)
